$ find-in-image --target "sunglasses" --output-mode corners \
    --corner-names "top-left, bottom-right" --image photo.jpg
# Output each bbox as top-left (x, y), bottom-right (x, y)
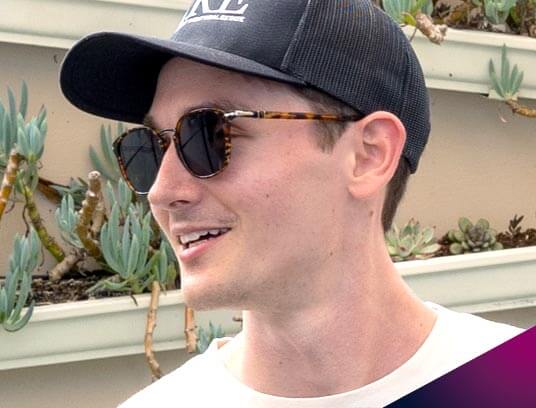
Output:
top-left (113, 108), bottom-right (365, 195)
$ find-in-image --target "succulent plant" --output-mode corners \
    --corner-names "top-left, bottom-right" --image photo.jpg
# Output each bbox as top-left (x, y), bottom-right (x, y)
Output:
top-left (89, 123), bottom-right (124, 183)
top-left (196, 321), bottom-right (226, 354)
top-left (383, 0), bottom-right (433, 24)
top-left (0, 82), bottom-right (28, 165)
top-left (49, 177), bottom-right (88, 209)
top-left (385, 218), bottom-right (441, 262)
top-left (0, 229), bottom-right (39, 332)
top-left (88, 200), bottom-right (176, 294)
top-left (55, 194), bottom-right (83, 248)
top-left (484, 0), bottom-right (517, 25)
top-left (0, 82), bottom-right (46, 197)
top-left (104, 178), bottom-right (132, 218)
top-left (489, 45), bottom-right (524, 101)
top-left (506, 214), bottom-right (524, 238)
top-left (447, 217), bottom-right (504, 254)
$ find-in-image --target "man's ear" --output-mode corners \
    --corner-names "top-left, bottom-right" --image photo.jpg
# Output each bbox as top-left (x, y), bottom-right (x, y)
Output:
top-left (345, 111), bottom-right (406, 199)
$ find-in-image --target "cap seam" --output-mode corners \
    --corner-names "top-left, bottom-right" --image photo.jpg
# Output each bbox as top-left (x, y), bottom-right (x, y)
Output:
top-left (280, 0), bottom-right (313, 76)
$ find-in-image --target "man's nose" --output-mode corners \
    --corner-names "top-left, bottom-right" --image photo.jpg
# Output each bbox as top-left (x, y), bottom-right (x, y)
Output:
top-left (147, 143), bottom-right (203, 209)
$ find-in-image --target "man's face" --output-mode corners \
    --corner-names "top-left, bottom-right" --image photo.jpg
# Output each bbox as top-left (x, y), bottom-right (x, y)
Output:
top-left (148, 58), bottom-right (354, 312)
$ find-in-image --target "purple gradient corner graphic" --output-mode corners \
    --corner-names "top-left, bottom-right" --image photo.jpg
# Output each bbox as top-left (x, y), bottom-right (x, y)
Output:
top-left (387, 325), bottom-right (536, 408)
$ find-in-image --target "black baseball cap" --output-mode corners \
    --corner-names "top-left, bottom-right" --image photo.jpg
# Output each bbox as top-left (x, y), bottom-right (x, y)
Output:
top-left (60, 0), bottom-right (430, 173)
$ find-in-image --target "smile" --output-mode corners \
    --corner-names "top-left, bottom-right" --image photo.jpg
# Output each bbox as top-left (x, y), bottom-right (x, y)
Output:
top-left (177, 228), bottom-right (231, 262)
top-left (179, 228), bottom-right (231, 249)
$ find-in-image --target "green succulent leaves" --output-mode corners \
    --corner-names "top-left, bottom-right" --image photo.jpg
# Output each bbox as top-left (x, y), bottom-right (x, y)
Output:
top-left (55, 194), bottom-right (83, 248)
top-left (385, 218), bottom-right (441, 262)
top-left (196, 321), bottom-right (225, 354)
top-left (383, 0), bottom-right (433, 25)
top-left (0, 83), bottom-right (47, 194)
top-left (489, 45), bottom-right (524, 100)
top-left (483, 0), bottom-right (517, 24)
top-left (105, 178), bottom-right (132, 217)
top-left (447, 217), bottom-right (503, 254)
top-left (91, 199), bottom-right (176, 295)
top-left (89, 123), bottom-right (124, 183)
top-left (0, 229), bottom-right (40, 332)
top-left (0, 82), bottom-right (28, 166)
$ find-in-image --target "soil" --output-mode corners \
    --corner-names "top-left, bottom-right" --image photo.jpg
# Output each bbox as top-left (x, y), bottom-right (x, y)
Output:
top-left (496, 228), bottom-right (536, 249)
top-left (27, 270), bottom-right (135, 307)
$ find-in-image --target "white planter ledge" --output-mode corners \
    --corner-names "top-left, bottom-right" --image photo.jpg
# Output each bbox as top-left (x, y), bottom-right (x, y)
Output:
top-left (399, 246), bottom-right (536, 314)
top-left (0, 290), bottom-right (241, 371)
top-left (0, 0), bottom-right (188, 49)
top-left (403, 26), bottom-right (536, 100)
top-left (3, 247), bottom-right (535, 371)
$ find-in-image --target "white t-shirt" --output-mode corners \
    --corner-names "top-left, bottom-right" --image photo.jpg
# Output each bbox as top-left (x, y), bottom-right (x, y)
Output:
top-left (119, 302), bottom-right (524, 408)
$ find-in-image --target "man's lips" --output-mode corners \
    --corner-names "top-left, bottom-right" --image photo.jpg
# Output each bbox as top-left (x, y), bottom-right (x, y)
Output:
top-left (170, 225), bottom-right (232, 243)
top-left (176, 229), bottom-right (231, 263)
top-left (179, 228), bottom-right (231, 248)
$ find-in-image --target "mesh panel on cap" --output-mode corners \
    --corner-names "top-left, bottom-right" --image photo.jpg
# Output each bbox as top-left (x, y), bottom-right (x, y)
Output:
top-left (398, 48), bottom-right (431, 174)
top-left (281, 0), bottom-right (430, 173)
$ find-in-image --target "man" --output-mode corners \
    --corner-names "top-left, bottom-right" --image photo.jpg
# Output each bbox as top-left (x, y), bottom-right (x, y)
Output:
top-left (60, 0), bottom-right (524, 406)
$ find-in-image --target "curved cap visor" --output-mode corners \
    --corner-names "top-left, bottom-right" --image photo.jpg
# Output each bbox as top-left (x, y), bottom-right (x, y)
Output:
top-left (60, 32), bottom-right (305, 124)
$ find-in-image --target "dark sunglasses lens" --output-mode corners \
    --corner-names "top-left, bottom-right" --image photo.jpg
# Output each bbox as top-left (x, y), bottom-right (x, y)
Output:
top-left (178, 110), bottom-right (227, 176)
top-left (117, 128), bottom-right (164, 193)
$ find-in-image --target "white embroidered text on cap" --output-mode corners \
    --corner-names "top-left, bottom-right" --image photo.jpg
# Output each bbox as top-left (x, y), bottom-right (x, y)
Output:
top-left (178, 0), bottom-right (249, 29)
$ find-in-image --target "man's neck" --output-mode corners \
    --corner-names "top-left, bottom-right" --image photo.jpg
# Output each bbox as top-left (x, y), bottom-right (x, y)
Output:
top-left (222, 270), bottom-right (437, 398)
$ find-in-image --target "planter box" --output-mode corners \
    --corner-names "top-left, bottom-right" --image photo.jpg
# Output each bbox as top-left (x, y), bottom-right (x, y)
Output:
top-left (3, 247), bottom-right (535, 371)
top-left (403, 26), bottom-right (536, 100)
top-left (0, 0), bottom-right (187, 49)
top-left (399, 246), bottom-right (536, 314)
top-left (0, 289), bottom-right (241, 370)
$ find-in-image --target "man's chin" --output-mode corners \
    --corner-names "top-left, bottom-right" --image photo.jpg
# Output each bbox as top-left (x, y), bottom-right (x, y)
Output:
top-left (181, 283), bottom-right (249, 311)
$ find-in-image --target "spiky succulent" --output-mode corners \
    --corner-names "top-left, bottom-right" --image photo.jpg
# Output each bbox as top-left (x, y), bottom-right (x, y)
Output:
top-left (196, 321), bottom-right (225, 354)
top-left (483, 0), bottom-right (517, 25)
top-left (0, 82), bottom-right (28, 166)
top-left (385, 218), bottom-right (441, 262)
top-left (0, 229), bottom-right (40, 332)
top-left (489, 45), bottom-right (524, 101)
top-left (447, 217), bottom-right (503, 254)
top-left (88, 201), bottom-right (176, 294)
top-left (55, 194), bottom-right (83, 248)
top-left (89, 123), bottom-right (124, 183)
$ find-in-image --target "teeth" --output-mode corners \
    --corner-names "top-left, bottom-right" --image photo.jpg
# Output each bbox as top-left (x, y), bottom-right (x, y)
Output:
top-left (179, 228), bottom-right (229, 246)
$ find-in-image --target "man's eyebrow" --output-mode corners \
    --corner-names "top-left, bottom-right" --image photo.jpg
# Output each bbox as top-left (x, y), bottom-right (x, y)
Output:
top-left (142, 98), bottom-right (256, 129)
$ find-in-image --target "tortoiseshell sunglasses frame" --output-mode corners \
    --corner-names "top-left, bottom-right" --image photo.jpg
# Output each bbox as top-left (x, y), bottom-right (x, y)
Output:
top-left (113, 108), bottom-right (366, 195)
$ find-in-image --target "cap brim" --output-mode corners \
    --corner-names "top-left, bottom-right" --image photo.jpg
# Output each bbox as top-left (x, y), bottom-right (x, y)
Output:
top-left (60, 32), bottom-right (305, 124)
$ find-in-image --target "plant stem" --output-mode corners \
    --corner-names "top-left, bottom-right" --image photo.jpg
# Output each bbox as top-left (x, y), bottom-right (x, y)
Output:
top-left (505, 100), bottom-right (536, 117)
top-left (21, 181), bottom-right (66, 262)
top-left (414, 11), bottom-right (448, 44)
top-left (145, 280), bottom-right (163, 381)
top-left (0, 150), bottom-right (22, 225)
top-left (49, 248), bottom-right (82, 281)
top-left (185, 306), bottom-right (197, 353)
top-left (76, 171), bottom-right (102, 258)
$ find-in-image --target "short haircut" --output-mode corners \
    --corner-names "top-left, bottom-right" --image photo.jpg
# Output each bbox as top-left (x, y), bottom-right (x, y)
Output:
top-left (291, 86), bottom-right (410, 233)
